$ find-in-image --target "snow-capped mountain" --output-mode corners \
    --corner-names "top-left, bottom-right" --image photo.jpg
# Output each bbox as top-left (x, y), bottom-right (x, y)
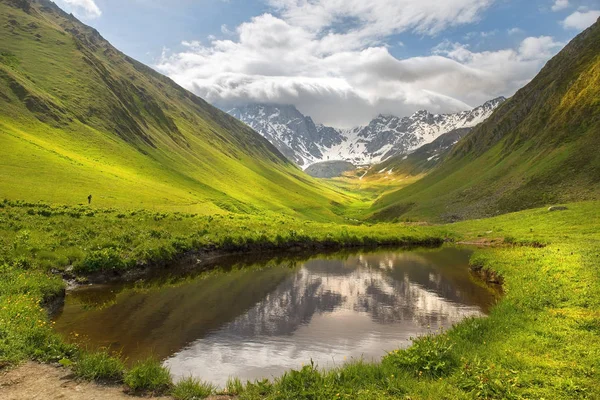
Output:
top-left (228, 97), bottom-right (506, 167)
top-left (228, 104), bottom-right (342, 166)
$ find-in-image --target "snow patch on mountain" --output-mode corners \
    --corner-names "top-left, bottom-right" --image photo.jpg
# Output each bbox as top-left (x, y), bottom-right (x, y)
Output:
top-left (228, 97), bottom-right (505, 168)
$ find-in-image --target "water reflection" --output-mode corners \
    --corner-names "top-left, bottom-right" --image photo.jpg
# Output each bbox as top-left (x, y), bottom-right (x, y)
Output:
top-left (53, 247), bottom-right (496, 386)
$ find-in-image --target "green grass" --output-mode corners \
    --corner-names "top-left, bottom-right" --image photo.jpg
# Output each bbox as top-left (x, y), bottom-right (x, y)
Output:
top-left (172, 377), bottom-right (216, 400)
top-left (72, 349), bottom-right (124, 382)
top-left (0, 260), bottom-right (75, 366)
top-left (0, 199), bottom-right (444, 277)
top-left (124, 358), bottom-right (173, 394)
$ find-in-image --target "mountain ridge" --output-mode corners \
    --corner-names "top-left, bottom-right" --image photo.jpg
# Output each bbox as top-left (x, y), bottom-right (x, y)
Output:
top-left (228, 97), bottom-right (505, 167)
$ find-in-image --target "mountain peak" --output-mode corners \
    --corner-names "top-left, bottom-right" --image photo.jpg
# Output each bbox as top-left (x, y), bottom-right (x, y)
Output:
top-left (481, 96), bottom-right (507, 107)
top-left (229, 98), bottom-right (504, 167)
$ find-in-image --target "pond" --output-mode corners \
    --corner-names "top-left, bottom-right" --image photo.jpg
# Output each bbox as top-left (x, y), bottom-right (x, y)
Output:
top-left (52, 247), bottom-right (497, 386)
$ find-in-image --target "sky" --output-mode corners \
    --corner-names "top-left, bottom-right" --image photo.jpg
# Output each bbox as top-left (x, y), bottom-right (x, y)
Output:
top-left (55, 0), bottom-right (600, 128)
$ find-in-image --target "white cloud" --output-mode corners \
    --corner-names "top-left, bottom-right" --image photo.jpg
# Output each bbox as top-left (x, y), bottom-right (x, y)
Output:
top-left (430, 36), bottom-right (563, 98)
top-left (562, 10), bottom-right (600, 30)
top-left (551, 0), bottom-right (569, 12)
top-left (518, 36), bottom-right (564, 60)
top-left (156, 2), bottom-right (566, 128)
top-left (507, 27), bottom-right (524, 35)
top-left (56, 0), bottom-right (101, 19)
top-left (182, 40), bottom-right (202, 49)
top-left (267, 0), bottom-right (494, 37)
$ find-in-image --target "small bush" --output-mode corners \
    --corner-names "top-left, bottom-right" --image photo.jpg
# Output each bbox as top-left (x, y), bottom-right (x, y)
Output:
top-left (384, 335), bottom-right (457, 378)
top-left (73, 350), bottom-right (124, 382)
top-left (171, 376), bottom-right (215, 399)
top-left (124, 358), bottom-right (172, 394)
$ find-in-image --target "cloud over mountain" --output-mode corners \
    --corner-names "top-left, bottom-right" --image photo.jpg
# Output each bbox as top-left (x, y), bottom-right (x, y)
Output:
top-left (156, 0), bottom-right (567, 128)
top-left (55, 0), bottom-right (101, 19)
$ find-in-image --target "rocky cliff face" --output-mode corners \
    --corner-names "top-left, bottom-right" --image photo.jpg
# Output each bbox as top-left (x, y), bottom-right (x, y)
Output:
top-left (228, 97), bottom-right (505, 167)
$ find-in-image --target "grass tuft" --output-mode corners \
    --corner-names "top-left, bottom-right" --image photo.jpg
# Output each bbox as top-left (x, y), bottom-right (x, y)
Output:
top-left (171, 376), bottom-right (216, 399)
top-left (73, 349), bottom-right (124, 383)
top-left (383, 335), bottom-right (457, 378)
top-left (123, 358), bottom-right (172, 394)
top-left (224, 376), bottom-right (244, 395)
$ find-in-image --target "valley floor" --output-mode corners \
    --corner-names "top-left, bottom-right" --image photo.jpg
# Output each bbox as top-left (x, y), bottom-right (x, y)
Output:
top-left (1, 200), bottom-right (599, 399)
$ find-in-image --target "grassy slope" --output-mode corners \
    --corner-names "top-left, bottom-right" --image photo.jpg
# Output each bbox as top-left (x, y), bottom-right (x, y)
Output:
top-left (0, 0), bottom-right (354, 221)
top-left (370, 20), bottom-right (600, 222)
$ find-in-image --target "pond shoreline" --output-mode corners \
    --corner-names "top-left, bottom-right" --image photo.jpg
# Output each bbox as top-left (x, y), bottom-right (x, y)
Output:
top-left (60, 236), bottom-right (446, 288)
top-left (50, 245), bottom-right (499, 393)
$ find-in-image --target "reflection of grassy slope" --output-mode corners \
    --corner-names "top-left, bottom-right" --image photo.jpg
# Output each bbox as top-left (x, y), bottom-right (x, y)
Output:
top-left (55, 265), bottom-right (294, 363)
top-left (0, 0), bottom-right (352, 221)
top-left (380, 248), bottom-right (499, 313)
top-left (371, 20), bottom-right (600, 221)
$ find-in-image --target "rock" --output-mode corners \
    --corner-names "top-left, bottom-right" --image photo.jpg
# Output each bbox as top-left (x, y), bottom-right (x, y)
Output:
top-left (548, 206), bottom-right (568, 212)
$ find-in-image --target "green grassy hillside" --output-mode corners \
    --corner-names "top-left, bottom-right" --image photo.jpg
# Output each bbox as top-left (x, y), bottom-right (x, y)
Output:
top-left (371, 19), bottom-right (600, 222)
top-left (0, 0), bottom-right (353, 221)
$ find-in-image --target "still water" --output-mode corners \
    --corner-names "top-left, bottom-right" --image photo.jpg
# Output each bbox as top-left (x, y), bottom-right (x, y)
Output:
top-left (53, 247), bottom-right (496, 386)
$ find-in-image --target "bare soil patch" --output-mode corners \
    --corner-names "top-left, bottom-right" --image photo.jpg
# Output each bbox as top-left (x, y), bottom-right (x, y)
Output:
top-left (0, 362), bottom-right (168, 400)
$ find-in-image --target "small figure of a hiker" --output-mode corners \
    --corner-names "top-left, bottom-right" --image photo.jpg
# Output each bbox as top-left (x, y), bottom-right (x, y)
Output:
top-left (87, 194), bottom-right (92, 204)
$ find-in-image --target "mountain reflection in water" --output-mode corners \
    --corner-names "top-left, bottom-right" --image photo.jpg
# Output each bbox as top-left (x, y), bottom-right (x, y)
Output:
top-left (53, 247), bottom-right (496, 386)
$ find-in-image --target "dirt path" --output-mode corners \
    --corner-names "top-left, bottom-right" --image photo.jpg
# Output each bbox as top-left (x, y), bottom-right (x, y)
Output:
top-left (0, 362), bottom-right (169, 400)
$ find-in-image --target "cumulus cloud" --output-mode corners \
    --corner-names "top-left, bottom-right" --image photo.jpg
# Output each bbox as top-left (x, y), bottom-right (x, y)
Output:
top-left (562, 10), bottom-right (600, 30)
top-left (551, 0), bottom-right (569, 12)
top-left (518, 36), bottom-right (564, 59)
top-left (156, 1), bottom-right (565, 128)
top-left (56, 0), bottom-right (102, 19)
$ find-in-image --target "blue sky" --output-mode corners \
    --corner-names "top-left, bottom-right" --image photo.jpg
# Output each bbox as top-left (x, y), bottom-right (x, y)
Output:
top-left (56, 0), bottom-right (600, 127)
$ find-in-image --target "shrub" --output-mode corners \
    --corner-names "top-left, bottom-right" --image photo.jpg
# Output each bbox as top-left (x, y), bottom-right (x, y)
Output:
top-left (124, 358), bottom-right (172, 394)
top-left (383, 335), bottom-right (457, 378)
top-left (73, 350), bottom-right (124, 382)
top-left (171, 376), bottom-right (216, 399)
